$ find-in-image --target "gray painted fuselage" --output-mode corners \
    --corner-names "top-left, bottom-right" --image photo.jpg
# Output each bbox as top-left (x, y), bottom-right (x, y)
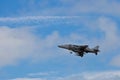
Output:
top-left (58, 44), bottom-right (100, 57)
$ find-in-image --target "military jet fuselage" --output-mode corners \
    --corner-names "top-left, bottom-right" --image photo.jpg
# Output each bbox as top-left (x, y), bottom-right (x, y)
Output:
top-left (58, 44), bottom-right (100, 57)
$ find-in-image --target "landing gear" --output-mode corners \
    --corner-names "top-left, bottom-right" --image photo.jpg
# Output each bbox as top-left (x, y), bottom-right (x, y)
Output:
top-left (95, 52), bottom-right (98, 55)
top-left (80, 54), bottom-right (83, 57)
top-left (77, 53), bottom-right (83, 57)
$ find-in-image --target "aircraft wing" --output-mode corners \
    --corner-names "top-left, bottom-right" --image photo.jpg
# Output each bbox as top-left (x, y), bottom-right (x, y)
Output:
top-left (73, 45), bottom-right (88, 57)
top-left (77, 45), bottom-right (88, 50)
top-left (76, 51), bottom-right (84, 57)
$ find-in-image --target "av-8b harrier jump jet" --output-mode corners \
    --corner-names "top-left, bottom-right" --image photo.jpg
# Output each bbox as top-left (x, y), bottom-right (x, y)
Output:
top-left (58, 44), bottom-right (100, 57)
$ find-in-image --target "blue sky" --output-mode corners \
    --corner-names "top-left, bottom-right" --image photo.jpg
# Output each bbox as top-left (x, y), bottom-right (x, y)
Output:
top-left (0, 0), bottom-right (120, 80)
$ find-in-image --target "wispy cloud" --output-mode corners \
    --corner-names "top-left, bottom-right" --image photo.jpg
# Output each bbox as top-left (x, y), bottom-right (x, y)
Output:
top-left (0, 16), bottom-right (82, 27)
top-left (0, 16), bottom-right (80, 21)
top-left (28, 71), bottom-right (57, 77)
top-left (57, 71), bottom-right (120, 80)
top-left (12, 78), bottom-right (46, 80)
top-left (12, 71), bottom-right (120, 80)
top-left (17, 0), bottom-right (120, 16)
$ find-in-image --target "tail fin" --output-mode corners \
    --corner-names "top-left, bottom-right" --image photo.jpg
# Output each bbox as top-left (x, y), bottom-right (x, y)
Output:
top-left (94, 45), bottom-right (99, 50)
top-left (94, 45), bottom-right (100, 55)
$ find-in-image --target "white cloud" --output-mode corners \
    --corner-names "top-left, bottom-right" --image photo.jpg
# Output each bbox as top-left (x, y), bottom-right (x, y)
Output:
top-left (28, 71), bottom-right (57, 77)
top-left (0, 26), bottom-right (39, 67)
top-left (97, 17), bottom-right (120, 51)
top-left (0, 16), bottom-right (81, 27)
top-left (72, 0), bottom-right (120, 16)
top-left (12, 71), bottom-right (120, 80)
top-left (12, 78), bottom-right (46, 80)
top-left (70, 0), bottom-right (120, 15)
top-left (110, 55), bottom-right (120, 67)
top-left (0, 16), bottom-right (80, 22)
top-left (21, 0), bottom-right (120, 16)
top-left (58, 71), bottom-right (120, 80)
top-left (0, 26), bottom-right (63, 67)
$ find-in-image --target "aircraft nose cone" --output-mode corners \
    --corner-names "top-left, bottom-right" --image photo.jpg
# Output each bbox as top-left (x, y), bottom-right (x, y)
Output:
top-left (58, 44), bottom-right (71, 49)
top-left (58, 45), bottom-right (63, 48)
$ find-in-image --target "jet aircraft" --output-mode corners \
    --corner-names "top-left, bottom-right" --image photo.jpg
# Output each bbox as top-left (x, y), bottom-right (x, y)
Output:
top-left (58, 44), bottom-right (100, 57)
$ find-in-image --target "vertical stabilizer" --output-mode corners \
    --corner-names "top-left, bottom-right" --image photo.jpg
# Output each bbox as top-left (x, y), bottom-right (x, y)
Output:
top-left (94, 45), bottom-right (99, 50)
top-left (93, 45), bottom-right (99, 55)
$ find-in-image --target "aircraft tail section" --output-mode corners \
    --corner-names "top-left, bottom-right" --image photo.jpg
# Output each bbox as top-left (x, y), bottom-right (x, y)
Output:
top-left (93, 45), bottom-right (100, 55)
top-left (94, 45), bottom-right (99, 50)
